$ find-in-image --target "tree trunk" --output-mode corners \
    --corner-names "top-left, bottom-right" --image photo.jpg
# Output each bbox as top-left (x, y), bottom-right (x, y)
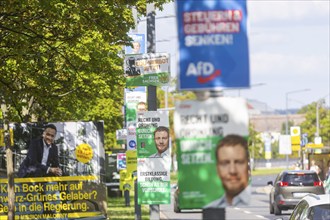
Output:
top-left (3, 116), bottom-right (15, 219)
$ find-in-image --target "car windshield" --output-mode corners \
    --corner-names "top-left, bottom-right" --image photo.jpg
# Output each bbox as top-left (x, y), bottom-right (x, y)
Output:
top-left (308, 204), bottom-right (330, 220)
top-left (283, 173), bottom-right (318, 186)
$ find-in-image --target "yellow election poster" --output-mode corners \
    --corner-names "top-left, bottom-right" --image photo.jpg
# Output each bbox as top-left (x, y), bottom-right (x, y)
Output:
top-left (290, 126), bottom-right (301, 151)
top-left (0, 121), bottom-right (107, 220)
top-left (119, 170), bottom-right (133, 191)
top-left (126, 150), bottom-right (137, 181)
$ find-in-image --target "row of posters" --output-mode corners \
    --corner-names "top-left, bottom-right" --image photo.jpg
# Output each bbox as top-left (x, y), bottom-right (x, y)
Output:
top-left (121, 0), bottom-right (250, 208)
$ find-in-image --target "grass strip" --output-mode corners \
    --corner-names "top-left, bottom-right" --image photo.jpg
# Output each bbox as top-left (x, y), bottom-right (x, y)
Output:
top-left (107, 195), bottom-right (150, 220)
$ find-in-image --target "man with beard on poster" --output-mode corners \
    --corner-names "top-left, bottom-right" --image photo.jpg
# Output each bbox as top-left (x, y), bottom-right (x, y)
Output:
top-left (204, 134), bottom-right (251, 208)
top-left (149, 126), bottom-right (170, 158)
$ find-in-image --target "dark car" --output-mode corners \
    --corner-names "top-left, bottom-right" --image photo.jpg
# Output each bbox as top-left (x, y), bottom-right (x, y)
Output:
top-left (268, 170), bottom-right (325, 215)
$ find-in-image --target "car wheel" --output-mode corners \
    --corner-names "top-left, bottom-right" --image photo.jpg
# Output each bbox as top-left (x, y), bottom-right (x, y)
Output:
top-left (274, 203), bottom-right (282, 215)
top-left (174, 204), bottom-right (181, 213)
top-left (173, 192), bottom-right (181, 213)
top-left (174, 200), bottom-right (181, 213)
top-left (269, 202), bottom-right (274, 214)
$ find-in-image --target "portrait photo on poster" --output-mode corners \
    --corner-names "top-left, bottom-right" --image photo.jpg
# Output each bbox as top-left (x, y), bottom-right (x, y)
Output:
top-left (149, 126), bottom-right (170, 159)
top-left (204, 134), bottom-right (251, 208)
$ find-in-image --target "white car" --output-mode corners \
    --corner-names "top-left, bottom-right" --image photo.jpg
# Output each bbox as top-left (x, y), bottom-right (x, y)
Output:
top-left (288, 194), bottom-right (330, 220)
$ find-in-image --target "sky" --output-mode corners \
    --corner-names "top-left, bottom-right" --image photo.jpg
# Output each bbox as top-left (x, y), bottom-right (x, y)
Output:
top-left (136, 1), bottom-right (330, 111)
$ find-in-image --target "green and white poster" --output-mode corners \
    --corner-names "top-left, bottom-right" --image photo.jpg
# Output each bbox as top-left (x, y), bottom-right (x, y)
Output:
top-left (125, 87), bottom-right (146, 150)
top-left (174, 97), bottom-right (249, 209)
top-left (124, 53), bottom-right (170, 87)
top-left (136, 111), bottom-right (171, 204)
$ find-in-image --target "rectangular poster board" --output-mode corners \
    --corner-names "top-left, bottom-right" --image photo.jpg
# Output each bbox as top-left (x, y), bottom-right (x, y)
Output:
top-left (125, 33), bottom-right (146, 55)
top-left (174, 97), bottom-right (249, 209)
top-left (136, 111), bottom-right (171, 204)
top-left (125, 87), bottom-right (146, 151)
top-left (0, 121), bottom-right (107, 219)
top-left (125, 53), bottom-right (170, 87)
top-left (176, 0), bottom-right (250, 90)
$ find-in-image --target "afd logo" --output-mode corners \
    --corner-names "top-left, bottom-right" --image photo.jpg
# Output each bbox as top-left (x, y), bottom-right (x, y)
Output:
top-left (186, 62), bottom-right (221, 84)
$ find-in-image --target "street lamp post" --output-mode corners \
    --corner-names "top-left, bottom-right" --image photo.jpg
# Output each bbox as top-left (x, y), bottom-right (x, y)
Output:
top-left (285, 88), bottom-right (310, 168)
top-left (315, 94), bottom-right (329, 138)
top-left (316, 101), bottom-right (321, 137)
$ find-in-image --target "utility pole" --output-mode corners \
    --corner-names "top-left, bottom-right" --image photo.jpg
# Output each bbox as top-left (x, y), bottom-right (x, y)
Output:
top-left (146, 3), bottom-right (160, 220)
top-left (147, 3), bottom-right (157, 112)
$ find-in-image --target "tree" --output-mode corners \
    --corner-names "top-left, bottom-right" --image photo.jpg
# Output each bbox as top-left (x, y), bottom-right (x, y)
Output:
top-left (298, 101), bottom-right (330, 146)
top-left (0, 0), bottom-right (169, 149)
top-left (0, 1), bottom-right (169, 219)
top-left (248, 124), bottom-right (263, 160)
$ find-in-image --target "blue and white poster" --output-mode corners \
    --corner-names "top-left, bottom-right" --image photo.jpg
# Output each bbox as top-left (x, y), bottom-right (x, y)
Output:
top-left (125, 34), bottom-right (146, 55)
top-left (175, 0), bottom-right (250, 90)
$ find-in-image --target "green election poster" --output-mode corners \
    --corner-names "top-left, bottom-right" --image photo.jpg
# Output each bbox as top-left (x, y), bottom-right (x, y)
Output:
top-left (136, 111), bottom-right (171, 204)
top-left (174, 97), bottom-right (249, 209)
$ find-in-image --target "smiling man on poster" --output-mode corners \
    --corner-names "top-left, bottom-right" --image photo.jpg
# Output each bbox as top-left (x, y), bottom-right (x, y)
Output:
top-left (136, 111), bottom-right (171, 205)
top-left (204, 134), bottom-right (250, 208)
top-left (149, 126), bottom-right (170, 158)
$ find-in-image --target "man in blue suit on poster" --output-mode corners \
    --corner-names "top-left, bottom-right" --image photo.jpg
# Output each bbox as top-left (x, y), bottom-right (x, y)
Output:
top-left (18, 124), bottom-right (62, 177)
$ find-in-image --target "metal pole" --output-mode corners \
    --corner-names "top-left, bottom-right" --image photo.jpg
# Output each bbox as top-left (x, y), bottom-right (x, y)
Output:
top-left (316, 101), bottom-right (320, 137)
top-left (131, 6), bottom-right (142, 220)
top-left (134, 180), bottom-right (141, 220)
top-left (285, 93), bottom-right (289, 168)
top-left (147, 3), bottom-right (160, 220)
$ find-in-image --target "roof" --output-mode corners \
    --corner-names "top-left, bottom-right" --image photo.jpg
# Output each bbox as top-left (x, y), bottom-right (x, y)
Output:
top-left (281, 170), bottom-right (317, 174)
top-left (249, 114), bottom-right (306, 133)
top-left (302, 194), bottom-right (330, 207)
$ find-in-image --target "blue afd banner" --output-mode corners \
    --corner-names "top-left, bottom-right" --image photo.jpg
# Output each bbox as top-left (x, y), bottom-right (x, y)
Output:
top-left (176, 0), bottom-right (250, 90)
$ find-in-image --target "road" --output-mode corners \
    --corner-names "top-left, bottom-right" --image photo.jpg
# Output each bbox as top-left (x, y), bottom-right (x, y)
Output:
top-left (159, 174), bottom-right (293, 220)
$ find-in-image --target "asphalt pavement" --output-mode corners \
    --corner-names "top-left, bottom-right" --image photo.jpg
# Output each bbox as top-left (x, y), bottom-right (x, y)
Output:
top-left (159, 174), bottom-right (279, 220)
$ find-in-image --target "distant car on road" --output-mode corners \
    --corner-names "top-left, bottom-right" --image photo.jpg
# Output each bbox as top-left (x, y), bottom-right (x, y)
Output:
top-left (268, 170), bottom-right (325, 215)
top-left (275, 194), bottom-right (330, 220)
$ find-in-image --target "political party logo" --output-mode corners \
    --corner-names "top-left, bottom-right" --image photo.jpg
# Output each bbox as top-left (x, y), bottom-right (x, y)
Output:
top-left (186, 62), bottom-right (221, 84)
top-left (129, 140), bottom-right (136, 149)
top-left (75, 143), bottom-right (93, 164)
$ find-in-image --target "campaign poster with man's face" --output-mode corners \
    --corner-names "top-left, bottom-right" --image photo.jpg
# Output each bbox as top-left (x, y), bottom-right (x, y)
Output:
top-left (174, 97), bottom-right (249, 209)
top-left (136, 111), bottom-right (171, 204)
top-left (125, 34), bottom-right (146, 55)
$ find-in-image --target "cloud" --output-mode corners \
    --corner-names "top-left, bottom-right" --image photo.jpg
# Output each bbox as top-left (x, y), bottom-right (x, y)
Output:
top-left (251, 52), bottom-right (329, 77)
top-left (248, 1), bottom-right (330, 26)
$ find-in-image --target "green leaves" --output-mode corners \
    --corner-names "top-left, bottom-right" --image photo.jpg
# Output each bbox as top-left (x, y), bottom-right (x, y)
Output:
top-left (0, 0), bottom-right (168, 149)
